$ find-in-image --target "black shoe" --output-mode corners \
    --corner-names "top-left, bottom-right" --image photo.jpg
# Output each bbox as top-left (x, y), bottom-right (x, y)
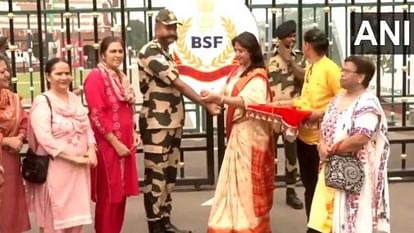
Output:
top-left (162, 217), bottom-right (192, 233)
top-left (286, 188), bottom-right (304, 210)
top-left (147, 220), bottom-right (165, 233)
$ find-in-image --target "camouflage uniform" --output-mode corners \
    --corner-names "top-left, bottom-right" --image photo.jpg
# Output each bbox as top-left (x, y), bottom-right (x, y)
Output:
top-left (268, 42), bottom-right (305, 194)
top-left (138, 39), bottom-right (184, 222)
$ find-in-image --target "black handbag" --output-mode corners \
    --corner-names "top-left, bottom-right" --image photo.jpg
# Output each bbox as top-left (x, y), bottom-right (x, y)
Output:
top-left (22, 149), bottom-right (51, 183)
top-left (22, 95), bottom-right (53, 184)
top-left (324, 153), bottom-right (365, 193)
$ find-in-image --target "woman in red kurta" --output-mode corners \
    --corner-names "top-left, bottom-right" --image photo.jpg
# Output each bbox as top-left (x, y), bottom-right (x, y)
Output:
top-left (83, 36), bottom-right (139, 233)
top-left (0, 55), bottom-right (30, 233)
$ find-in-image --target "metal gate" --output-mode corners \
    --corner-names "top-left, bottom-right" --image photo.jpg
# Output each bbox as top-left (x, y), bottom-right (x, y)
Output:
top-left (1, 0), bottom-right (413, 190)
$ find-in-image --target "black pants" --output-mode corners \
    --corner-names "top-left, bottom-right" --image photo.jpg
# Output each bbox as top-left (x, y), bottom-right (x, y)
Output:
top-left (296, 138), bottom-right (320, 219)
top-left (307, 228), bottom-right (321, 233)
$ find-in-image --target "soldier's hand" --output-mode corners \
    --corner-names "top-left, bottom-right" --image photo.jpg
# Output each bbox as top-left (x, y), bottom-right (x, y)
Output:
top-left (279, 42), bottom-right (292, 64)
top-left (206, 102), bottom-right (222, 115)
top-left (200, 90), bottom-right (221, 104)
top-left (200, 89), bottom-right (209, 97)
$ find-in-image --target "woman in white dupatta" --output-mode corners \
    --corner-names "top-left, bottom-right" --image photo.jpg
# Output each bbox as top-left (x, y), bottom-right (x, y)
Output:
top-left (307, 55), bottom-right (390, 233)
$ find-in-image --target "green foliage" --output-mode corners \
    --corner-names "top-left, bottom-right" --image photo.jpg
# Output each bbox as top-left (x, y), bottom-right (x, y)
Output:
top-left (127, 19), bottom-right (146, 51)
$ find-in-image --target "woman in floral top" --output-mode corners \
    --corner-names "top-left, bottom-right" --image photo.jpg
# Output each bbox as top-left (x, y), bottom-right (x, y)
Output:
top-left (308, 56), bottom-right (390, 233)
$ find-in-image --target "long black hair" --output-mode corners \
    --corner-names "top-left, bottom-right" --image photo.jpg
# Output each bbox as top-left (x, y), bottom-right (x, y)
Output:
top-left (231, 31), bottom-right (265, 77)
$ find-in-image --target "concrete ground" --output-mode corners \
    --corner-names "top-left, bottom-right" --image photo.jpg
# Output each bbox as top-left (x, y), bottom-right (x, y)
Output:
top-left (28, 183), bottom-right (414, 233)
top-left (27, 131), bottom-right (414, 233)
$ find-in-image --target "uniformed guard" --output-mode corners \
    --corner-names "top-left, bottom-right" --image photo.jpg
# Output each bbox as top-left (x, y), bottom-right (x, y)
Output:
top-left (137, 8), bottom-right (220, 233)
top-left (268, 20), bottom-right (305, 210)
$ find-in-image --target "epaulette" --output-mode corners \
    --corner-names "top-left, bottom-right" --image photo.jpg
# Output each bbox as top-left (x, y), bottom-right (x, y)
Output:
top-left (294, 49), bottom-right (303, 55)
top-left (149, 40), bottom-right (160, 49)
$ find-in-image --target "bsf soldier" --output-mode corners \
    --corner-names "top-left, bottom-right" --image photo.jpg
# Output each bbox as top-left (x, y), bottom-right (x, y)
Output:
top-left (137, 9), bottom-right (220, 233)
top-left (268, 20), bottom-right (305, 210)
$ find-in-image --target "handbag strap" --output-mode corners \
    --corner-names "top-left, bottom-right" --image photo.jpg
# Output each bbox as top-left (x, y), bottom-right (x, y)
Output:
top-left (42, 94), bottom-right (53, 128)
top-left (31, 94), bottom-right (53, 155)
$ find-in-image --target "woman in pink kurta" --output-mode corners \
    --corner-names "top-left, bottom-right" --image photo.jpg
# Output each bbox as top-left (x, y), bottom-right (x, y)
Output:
top-left (83, 36), bottom-right (139, 233)
top-left (0, 55), bottom-right (30, 233)
top-left (28, 58), bottom-right (97, 233)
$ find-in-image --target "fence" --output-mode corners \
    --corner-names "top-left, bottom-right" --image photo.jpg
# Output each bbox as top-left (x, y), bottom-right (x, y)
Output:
top-left (1, 0), bottom-right (413, 189)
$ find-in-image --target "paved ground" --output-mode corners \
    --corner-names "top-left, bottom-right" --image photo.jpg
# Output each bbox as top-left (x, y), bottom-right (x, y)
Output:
top-left (27, 183), bottom-right (413, 233)
top-left (26, 132), bottom-right (414, 233)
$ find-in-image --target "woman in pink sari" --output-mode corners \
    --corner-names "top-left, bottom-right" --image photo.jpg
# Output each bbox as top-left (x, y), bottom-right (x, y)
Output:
top-left (28, 58), bottom-right (97, 233)
top-left (0, 55), bottom-right (30, 233)
top-left (202, 32), bottom-right (275, 233)
top-left (83, 36), bottom-right (139, 233)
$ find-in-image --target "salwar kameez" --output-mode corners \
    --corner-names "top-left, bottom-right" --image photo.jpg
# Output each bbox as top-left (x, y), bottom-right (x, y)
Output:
top-left (0, 89), bottom-right (30, 233)
top-left (84, 63), bottom-right (139, 233)
top-left (28, 91), bottom-right (95, 233)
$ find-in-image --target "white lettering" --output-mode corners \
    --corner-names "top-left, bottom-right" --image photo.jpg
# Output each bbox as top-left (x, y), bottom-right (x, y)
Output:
top-left (380, 20), bottom-right (399, 45)
top-left (354, 21), bottom-right (377, 46)
top-left (404, 20), bottom-right (410, 46)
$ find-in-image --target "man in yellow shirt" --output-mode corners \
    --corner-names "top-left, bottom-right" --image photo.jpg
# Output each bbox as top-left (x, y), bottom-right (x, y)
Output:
top-left (294, 28), bottom-right (341, 221)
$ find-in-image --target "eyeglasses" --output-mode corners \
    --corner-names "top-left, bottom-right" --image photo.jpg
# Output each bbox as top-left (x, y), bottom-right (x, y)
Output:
top-left (341, 68), bottom-right (360, 74)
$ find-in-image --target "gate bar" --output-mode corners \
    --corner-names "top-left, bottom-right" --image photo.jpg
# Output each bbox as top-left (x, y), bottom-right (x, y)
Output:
top-left (7, 0), bottom-right (16, 92)
top-left (36, 0), bottom-right (46, 92)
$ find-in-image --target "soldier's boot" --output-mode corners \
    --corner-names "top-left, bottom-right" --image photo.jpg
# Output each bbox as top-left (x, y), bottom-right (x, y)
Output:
top-left (286, 187), bottom-right (304, 210)
top-left (147, 220), bottom-right (165, 233)
top-left (162, 217), bottom-right (192, 233)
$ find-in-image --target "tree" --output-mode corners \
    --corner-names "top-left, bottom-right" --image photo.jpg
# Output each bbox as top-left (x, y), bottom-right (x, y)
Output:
top-left (128, 19), bottom-right (146, 52)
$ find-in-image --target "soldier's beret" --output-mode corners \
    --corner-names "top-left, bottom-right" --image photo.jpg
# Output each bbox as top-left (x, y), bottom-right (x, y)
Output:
top-left (275, 20), bottom-right (297, 39)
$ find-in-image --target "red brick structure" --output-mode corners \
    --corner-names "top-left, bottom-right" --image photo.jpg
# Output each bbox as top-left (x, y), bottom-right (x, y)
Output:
top-left (0, 0), bottom-right (120, 69)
